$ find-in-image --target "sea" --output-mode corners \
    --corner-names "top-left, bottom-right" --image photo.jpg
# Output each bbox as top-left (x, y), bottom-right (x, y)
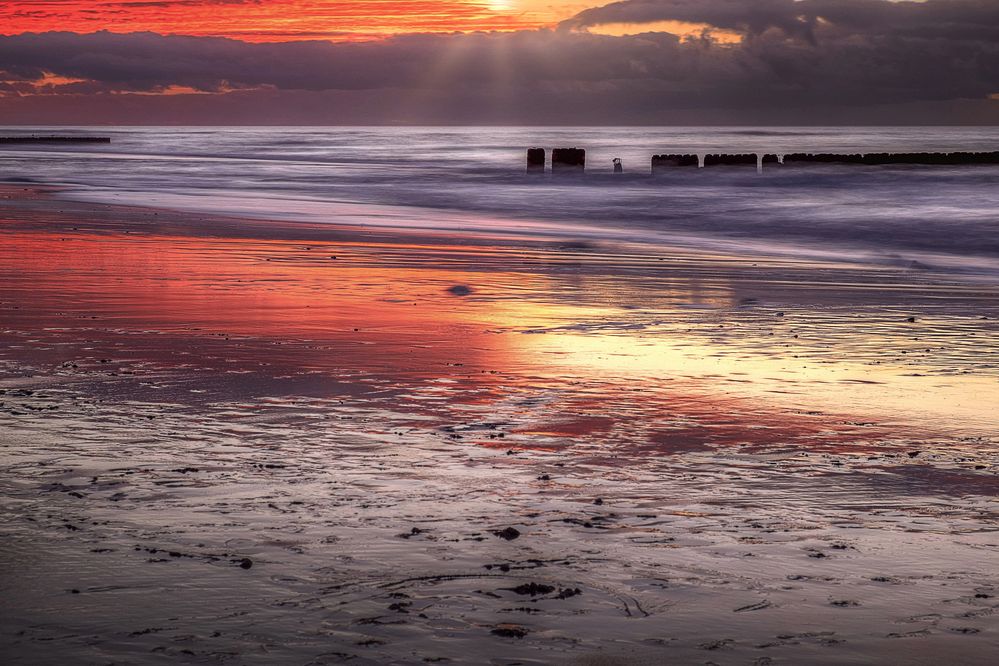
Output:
top-left (2, 126), bottom-right (999, 275)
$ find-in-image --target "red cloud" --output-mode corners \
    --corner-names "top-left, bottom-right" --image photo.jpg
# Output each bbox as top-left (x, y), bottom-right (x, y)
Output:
top-left (0, 0), bottom-right (556, 42)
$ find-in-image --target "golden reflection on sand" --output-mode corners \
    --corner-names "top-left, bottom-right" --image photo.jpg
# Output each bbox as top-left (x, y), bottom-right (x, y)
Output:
top-left (509, 322), bottom-right (999, 433)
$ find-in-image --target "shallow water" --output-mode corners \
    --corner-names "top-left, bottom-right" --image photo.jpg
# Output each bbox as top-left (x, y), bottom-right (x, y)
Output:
top-left (3, 126), bottom-right (999, 275)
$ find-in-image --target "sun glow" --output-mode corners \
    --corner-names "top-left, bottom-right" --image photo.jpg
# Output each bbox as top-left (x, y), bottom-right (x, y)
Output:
top-left (587, 20), bottom-right (744, 43)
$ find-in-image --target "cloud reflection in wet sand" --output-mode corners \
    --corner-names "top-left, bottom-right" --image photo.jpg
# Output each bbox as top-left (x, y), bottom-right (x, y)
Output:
top-left (1, 188), bottom-right (999, 664)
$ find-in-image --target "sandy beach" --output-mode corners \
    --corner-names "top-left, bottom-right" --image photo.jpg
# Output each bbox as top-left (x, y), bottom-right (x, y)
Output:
top-left (2, 183), bottom-right (999, 665)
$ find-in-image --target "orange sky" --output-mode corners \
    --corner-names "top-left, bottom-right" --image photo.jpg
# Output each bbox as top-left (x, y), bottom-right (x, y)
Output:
top-left (0, 1), bottom-right (593, 42)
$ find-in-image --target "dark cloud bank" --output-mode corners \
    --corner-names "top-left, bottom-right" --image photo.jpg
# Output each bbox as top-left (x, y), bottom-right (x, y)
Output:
top-left (1, 0), bottom-right (998, 124)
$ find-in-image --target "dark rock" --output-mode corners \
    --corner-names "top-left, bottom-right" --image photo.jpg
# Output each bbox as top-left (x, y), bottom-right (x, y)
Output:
top-left (491, 624), bottom-right (529, 638)
top-left (447, 285), bottom-right (473, 296)
top-left (494, 527), bottom-right (521, 541)
top-left (507, 582), bottom-right (555, 596)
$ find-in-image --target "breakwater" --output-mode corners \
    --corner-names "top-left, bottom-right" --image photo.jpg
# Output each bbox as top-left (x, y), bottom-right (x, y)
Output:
top-left (528, 148), bottom-right (999, 174)
top-left (0, 136), bottom-right (111, 144)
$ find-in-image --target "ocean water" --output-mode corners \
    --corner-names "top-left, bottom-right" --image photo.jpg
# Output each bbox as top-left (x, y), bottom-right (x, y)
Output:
top-left (2, 126), bottom-right (999, 275)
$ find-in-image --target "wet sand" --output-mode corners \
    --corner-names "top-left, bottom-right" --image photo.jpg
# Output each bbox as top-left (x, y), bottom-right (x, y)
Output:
top-left (2, 185), bottom-right (998, 665)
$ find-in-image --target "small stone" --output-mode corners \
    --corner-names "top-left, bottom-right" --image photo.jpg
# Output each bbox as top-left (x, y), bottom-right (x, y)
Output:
top-left (491, 624), bottom-right (528, 638)
top-left (507, 582), bottom-right (554, 596)
top-left (494, 527), bottom-right (521, 541)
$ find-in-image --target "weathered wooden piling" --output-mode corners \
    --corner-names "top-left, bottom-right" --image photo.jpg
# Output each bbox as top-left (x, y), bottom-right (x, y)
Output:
top-left (552, 148), bottom-right (585, 173)
top-left (526, 147), bottom-right (546, 173)
top-left (651, 154), bottom-right (698, 173)
top-left (781, 151), bottom-right (999, 166)
top-left (783, 153), bottom-right (865, 164)
top-left (523, 148), bottom-right (999, 176)
top-left (704, 154), bottom-right (757, 167)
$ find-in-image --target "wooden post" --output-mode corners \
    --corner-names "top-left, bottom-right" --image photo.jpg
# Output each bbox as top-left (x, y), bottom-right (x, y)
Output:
top-left (651, 154), bottom-right (698, 174)
top-left (526, 147), bottom-right (545, 174)
top-left (552, 148), bottom-right (585, 174)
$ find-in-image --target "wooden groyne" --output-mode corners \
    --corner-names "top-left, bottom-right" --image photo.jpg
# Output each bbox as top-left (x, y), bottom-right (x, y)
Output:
top-left (652, 154), bottom-right (698, 173)
top-left (693, 151), bottom-right (999, 168)
top-left (552, 148), bottom-right (586, 173)
top-left (526, 147), bottom-right (587, 174)
top-left (652, 151), bottom-right (999, 172)
top-left (704, 153), bottom-right (756, 167)
top-left (783, 151), bottom-right (999, 165)
top-left (530, 148), bottom-right (999, 174)
top-left (0, 136), bottom-right (111, 144)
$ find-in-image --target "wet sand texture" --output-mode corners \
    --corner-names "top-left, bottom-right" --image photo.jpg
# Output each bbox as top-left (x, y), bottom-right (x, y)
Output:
top-left (2, 186), bottom-right (999, 665)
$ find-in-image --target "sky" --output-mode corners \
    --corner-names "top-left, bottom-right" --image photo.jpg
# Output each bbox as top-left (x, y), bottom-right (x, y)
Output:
top-left (0, 0), bottom-right (997, 124)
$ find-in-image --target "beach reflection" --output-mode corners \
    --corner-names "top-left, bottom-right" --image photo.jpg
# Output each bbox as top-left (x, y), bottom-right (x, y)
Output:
top-left (3, 214), bottom-right (999, 450)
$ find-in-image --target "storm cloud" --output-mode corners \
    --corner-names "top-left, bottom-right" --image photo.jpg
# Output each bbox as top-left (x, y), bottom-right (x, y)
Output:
top-left (1, 0), bottom-right (998, 124)
top-left (562, 0), bottom-right (999, 42)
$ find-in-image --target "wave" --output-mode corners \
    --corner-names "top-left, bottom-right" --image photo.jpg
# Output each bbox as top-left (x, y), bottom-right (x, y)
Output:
top-left (3, 126), bottom-right (999, 279)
